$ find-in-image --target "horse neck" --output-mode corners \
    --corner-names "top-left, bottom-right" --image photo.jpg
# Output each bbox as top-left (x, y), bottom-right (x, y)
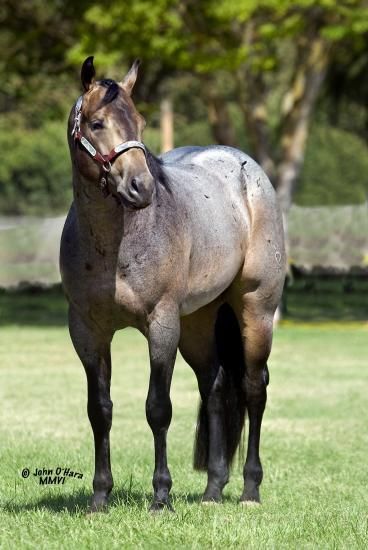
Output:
top-left (72, 172), bottom-right (160, 254)
top-left (72, 173), bottom-right (125, 247)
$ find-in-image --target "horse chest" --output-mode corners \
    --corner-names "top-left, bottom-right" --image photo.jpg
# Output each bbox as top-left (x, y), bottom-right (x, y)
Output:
top-left (69, 279), bottom-right (142, 333)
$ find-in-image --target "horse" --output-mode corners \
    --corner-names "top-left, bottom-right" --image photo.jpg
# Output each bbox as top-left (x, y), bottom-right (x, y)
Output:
top-left (60, 56), bottom-right (285, 512)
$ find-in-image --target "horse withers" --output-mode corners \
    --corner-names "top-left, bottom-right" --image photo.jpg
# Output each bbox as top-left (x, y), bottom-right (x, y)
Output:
top-left (60, 57), bottom-right (285, 512)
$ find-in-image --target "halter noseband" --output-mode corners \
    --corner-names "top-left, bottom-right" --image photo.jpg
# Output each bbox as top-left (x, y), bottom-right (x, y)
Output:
top-left (71, 95), bottom-right (146, 196)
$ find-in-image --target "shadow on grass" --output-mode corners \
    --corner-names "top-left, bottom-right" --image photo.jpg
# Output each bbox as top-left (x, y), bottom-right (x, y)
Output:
top-left (2, 485), bottom-right (235, 515)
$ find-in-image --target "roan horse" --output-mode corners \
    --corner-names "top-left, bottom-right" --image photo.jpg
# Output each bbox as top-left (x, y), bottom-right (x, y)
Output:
top-left (60, 57), bottom-right (285, 512)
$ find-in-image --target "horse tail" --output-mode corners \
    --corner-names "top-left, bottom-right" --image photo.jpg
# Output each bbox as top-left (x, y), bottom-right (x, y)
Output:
top-left (193, 303), bottom-right (247, 471)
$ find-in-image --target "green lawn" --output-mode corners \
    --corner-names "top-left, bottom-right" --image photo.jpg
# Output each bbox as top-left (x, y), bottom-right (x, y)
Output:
top-left (0, 304), bottom-right (367, 548)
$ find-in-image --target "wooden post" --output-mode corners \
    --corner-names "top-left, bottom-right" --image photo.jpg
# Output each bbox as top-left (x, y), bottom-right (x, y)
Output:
top-left (160, 98), bottom-right (174, 153)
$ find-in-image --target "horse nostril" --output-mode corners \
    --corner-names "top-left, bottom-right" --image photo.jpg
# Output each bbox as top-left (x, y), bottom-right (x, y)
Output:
top-left (131, 178), bottom-right (139, 193)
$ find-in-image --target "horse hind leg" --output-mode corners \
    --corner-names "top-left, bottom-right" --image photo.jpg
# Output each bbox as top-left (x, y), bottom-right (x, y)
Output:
top-left (231, 291), bottom-right (275, 504)
top-left (179, 302), bottom-right (246, 503)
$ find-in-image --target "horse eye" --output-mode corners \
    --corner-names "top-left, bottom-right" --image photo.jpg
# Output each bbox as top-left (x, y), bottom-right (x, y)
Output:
top-left (90, 120), bottom-right (104, 131)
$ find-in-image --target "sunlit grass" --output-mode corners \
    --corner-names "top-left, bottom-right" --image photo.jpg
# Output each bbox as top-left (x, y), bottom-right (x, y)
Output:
top-left (0, 321), bottom-right (367, 548)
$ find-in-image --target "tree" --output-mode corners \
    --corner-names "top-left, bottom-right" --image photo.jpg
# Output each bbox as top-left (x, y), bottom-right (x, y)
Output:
top-left (71, 0), bottom-right (368, 218)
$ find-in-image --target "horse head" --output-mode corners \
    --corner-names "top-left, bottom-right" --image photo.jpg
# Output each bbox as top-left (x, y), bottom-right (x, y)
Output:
top-left (69, 56), bottom-right (154, 209)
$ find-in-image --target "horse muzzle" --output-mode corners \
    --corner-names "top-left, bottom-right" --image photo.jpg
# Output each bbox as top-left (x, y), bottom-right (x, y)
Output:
top-left (116, 172), bottom-right (154, 209)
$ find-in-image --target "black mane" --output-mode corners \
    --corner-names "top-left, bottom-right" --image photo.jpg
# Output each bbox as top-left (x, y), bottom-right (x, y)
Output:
top-left (145, 148), bottom-right (170, 192)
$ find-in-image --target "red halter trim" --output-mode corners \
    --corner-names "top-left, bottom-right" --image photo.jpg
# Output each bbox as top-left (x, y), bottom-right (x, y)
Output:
top-left (74, 131), bottom-right (146, 172)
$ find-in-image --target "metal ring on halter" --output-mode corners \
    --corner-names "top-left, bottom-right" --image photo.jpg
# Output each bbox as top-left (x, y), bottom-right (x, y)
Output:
top-left (102, 161), bottom-right (112, 173)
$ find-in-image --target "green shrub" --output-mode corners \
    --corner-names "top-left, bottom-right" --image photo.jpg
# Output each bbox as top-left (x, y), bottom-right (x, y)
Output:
top-left (0, 119), bottom-right (72, 215)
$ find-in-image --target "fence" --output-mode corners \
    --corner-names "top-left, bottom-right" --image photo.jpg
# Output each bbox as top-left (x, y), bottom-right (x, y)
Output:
top-left (0, 204), bottom-right (367, 288)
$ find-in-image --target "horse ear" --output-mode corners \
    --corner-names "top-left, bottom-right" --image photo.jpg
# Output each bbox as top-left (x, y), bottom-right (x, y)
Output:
top-left (81, 56), bottom-right (96, 91)
top-left (120, 59), bottom-right (141, 95)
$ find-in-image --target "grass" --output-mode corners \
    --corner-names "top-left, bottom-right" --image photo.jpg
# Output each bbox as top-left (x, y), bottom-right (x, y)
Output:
top-left (0, 293), bottom-right (367, 548)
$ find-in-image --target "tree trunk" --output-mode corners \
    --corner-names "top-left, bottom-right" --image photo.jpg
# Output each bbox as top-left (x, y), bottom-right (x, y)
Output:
top-left (160, 98), bottom-right (174, 153)
top-left (275, 36), bottom-right (330, 214)
top-left (204, 82), bottom-right (236, 146)
top-left (236, 68), bottom-right (276, 181)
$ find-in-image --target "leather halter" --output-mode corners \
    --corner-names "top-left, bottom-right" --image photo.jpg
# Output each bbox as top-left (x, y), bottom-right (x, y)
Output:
top-left (71, 95), bottom-right (146, 196)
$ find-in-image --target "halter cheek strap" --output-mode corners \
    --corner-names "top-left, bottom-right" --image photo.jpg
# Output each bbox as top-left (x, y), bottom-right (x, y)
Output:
top-left (71, 95), bottom-right (146, 195)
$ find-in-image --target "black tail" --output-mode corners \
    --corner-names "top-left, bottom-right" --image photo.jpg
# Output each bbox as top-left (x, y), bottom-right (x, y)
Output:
top-left (193, 303), bottom-right (247, 471)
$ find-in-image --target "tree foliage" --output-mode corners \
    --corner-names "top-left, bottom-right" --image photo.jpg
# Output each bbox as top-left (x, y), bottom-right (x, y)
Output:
top-left (70, 0), bottom-right (368, 213)
top-left (0, 0), bottom-right (367, 214)
top-left (0, 121), bottom-right (71, 215)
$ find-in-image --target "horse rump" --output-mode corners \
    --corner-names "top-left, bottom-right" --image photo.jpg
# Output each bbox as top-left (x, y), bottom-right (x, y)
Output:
top-left (193, 303), bottom-right (247, 470)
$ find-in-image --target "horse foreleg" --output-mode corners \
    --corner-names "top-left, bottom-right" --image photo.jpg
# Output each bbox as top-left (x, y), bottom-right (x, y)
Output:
top-left (146, 304), bottom-right (180, 512)
top-left (68, 307), bottom-right (114, 512)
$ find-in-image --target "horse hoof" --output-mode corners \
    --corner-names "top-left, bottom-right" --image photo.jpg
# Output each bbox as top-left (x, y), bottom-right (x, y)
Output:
top-left (86, 504), bottom-right (108, 515)
top-left (149, 500), bottom-right (174, 513)
top-left (87, 494), bottom-right (109, 514)
top-left (201, 490), bottom-right (222, 504)
top-left (201, 499), bottom-right (220, 506)
top-left (239, 499), bottom-right (261, 506)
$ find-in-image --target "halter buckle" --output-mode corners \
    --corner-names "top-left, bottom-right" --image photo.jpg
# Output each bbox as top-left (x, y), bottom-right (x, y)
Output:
top-left (102, 161), bottom-right (111, 173)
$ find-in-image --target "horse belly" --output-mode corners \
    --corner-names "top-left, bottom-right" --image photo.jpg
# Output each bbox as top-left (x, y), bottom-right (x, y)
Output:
top-left (180, 235), bottom-right (245, 316)
top-left (180, 281), bottom-right (232, 316)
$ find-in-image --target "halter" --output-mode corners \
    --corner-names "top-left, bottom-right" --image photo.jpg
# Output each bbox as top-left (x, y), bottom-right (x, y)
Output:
top-left (71, 95), bottom-right (146, 196)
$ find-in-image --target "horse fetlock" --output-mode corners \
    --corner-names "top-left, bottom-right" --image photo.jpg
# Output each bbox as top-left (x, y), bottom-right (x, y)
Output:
top-left (89, 491), bottom-right (110, 513)
top-left (241, 458), bottom-right (262, 503)
top-left (93, 473), bottom-right (113, 494)
top-left (153, 470), bottom-right (172, 493)
top-left (207, 464), bottom-right (229, 488)
top-left (243, 462), bottom-right (263, 487)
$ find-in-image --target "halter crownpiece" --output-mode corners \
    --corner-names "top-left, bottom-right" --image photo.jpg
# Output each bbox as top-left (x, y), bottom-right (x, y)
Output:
top-left (71, 95), bottom-right (146, 194)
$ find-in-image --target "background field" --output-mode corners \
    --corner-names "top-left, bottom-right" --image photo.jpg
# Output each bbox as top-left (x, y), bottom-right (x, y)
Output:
top-left (0, 293), bottom-right (367, 549)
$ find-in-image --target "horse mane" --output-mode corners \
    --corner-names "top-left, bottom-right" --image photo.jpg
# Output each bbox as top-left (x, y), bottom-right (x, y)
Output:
top-left (145, 148), bottom-right (171, 193)
top-left (100, 79), bottom-right (120, 106)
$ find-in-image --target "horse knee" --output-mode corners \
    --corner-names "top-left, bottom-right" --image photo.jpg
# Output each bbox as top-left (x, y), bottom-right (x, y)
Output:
top-left (88, 397), bottom-right (113, 432)
top-left (146, 395), bottom-right (172, 432)
top-left (153, 470), bottom-right (172, 492)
